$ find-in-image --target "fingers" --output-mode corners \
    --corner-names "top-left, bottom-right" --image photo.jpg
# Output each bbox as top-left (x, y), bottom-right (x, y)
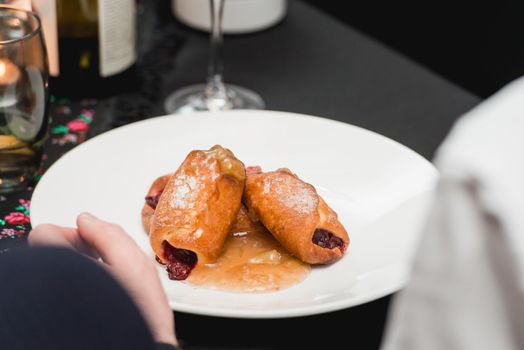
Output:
top-left (31, 214), bottom-right (144, 266)
top-left (76, 212), bottom-right (143, 266)
top-left (76, 213), bottom-right (176, 345)
top-left (29, 223), bottom-right (77, 247)
top-left (29, 223), bottom-right (100, 259)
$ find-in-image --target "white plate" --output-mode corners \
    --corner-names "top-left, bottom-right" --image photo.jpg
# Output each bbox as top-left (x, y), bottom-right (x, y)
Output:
top-left (31, 110), bottom-right (438, 318)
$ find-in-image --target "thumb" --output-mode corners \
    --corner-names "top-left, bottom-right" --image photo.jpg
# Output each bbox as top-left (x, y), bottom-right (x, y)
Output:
top-left (76, 212), bottom-right (140, 266)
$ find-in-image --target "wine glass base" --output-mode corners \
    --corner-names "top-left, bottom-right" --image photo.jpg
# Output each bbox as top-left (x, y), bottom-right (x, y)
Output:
top-left (164, 84), bottom-right (265, 114)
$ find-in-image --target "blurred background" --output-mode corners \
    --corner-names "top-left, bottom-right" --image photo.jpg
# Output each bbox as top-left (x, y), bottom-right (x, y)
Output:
top-left (304, 0), bottom-right (524, 98)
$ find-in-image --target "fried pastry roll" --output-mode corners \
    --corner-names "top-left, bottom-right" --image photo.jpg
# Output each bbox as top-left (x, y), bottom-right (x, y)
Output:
top-left (141, 173), bottom-right (171, 234)
top-left (150, 145), bottom-right (246, 280)
top-left (243, 168), bottom-right (349, 264)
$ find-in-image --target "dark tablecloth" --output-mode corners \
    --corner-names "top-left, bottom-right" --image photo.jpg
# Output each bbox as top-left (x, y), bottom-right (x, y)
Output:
top-left (0, 1), bottom-right (480, 349)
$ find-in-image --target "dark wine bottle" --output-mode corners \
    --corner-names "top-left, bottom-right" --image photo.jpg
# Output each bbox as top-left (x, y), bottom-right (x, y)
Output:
top-left (36, 0), bottom-right (137, 98)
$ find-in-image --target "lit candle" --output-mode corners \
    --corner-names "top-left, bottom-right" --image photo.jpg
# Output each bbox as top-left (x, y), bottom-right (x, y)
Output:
top-left (0, 58), bottom-right (20, 85)
top-left (0, 58), bottom-right (20, 107)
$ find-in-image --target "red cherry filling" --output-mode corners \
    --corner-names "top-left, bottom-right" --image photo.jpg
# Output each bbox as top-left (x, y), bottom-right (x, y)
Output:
top-left (145, 191), bottom-right (163, 209)
top-left (312, 228), bottom-right (345, 250)
top-left (161, 241), bottom-right (198, 280)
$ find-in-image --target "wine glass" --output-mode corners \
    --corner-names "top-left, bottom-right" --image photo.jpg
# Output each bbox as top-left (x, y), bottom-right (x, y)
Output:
top-left (164, 0), bottom-right (265, 114)
top-left (0, 7), bottom-right (50, 193)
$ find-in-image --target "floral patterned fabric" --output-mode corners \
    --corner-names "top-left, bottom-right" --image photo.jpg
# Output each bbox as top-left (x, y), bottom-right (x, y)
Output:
top-left (0, 98), bottom-right (98, 253)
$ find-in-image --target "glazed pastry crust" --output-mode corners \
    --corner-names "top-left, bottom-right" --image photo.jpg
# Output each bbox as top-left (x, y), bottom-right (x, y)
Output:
top-left (243, 168), bottom-right (349, 264)
top-left (150, 146), bottom-right (245, 265)
top-left (229, 205), bottom-right (268, 235)
top-left (143, 177), bottom-right (258, 238)
top-left (141, 173), bottom-right (171, 234)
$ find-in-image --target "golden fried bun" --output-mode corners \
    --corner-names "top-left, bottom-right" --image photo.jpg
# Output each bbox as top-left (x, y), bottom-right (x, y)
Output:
top-left (149, 145), bottom-right (245, 280)
top-left (243, 168), bottom-right (349, 264)
top-left (141, 173), bottom-right (172, 234)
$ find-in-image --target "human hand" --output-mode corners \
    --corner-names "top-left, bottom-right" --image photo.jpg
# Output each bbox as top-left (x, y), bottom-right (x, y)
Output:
top-left (29, 212), bottom-right (178, 347)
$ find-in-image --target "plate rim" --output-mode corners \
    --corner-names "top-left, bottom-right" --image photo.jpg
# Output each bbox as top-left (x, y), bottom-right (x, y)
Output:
top-left (167, 278), bottom-right (405, 318)
top-left (36, 110), bottom-right (436, 183)
top-left (31, 109), bottom-right (437, 318)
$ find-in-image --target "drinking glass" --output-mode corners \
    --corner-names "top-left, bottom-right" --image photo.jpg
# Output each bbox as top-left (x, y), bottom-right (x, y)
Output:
top-left (164, 0), bottom-right (264, 114)
top-left (0, 7), bottom-right (49, 193)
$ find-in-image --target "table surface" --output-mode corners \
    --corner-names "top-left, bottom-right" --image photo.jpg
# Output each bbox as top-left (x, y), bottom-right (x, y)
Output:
top-left (0, 1), bottom-right (480, 349)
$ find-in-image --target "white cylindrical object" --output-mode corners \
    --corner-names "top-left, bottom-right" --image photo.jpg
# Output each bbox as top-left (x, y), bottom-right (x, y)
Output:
top-left (173, 0), bottom-right (287, 34)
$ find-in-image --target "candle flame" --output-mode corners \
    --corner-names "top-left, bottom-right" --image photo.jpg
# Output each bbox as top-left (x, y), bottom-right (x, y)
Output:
top-left (0, 59), bottom-right (20, 85)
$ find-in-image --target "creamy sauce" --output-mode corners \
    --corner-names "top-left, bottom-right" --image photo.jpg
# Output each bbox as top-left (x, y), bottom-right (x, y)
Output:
top-left (187, 209), bottom-right (311, 292)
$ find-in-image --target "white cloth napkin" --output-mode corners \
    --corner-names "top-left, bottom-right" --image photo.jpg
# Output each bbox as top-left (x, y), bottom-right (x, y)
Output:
top-left (381, 77), bottom-right (524, 350)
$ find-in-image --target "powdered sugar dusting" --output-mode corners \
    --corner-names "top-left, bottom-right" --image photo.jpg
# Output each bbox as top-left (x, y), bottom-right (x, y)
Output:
top-left (187, 176), bottom-right (197, 190)
top-left (263, 174), bottom-right (318, 215)
top-left (203, 157), bottom-right (220, 181)
top-left (193, 228), bottom-right (204, 238)
top-left (171, 171), bottom-right (200, 209)
top-left (170, 157), bottom-right (219, 211)
top-left (263, 180), bottom-right (271, 194)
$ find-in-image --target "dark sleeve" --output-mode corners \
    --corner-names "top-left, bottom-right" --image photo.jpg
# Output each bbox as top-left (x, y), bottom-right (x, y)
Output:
top-left (0, 246), bottom-right (159, 350)
top-left (156, 343), bottom-right (181, 350)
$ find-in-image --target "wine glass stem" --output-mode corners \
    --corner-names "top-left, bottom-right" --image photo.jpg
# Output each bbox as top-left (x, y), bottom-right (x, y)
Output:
top-left (205, 0), bottom-right (227, 105)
